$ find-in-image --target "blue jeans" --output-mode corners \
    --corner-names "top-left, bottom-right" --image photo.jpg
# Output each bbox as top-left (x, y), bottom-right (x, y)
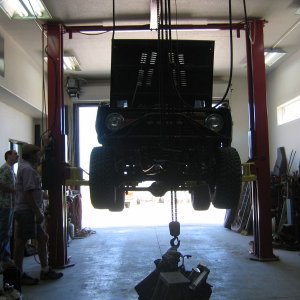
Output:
top-left (0, 208), bottom-right (14, 261)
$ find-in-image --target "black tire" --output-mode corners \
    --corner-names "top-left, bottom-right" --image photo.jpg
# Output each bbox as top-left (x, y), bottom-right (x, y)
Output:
top-left (191, 184), bottom-right (211, 210)
top-left (109, 187), bottom-right (125, 212)
top-left (89, 146), bottom-right (117, 209)
top-left (212, 147), bottom-right (242, 209)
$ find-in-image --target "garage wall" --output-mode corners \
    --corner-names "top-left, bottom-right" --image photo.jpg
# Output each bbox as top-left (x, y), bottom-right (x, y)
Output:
top-left (0, 27), bottom-right (42, 163)
top-left (0, 28), bottom-right (43, 113)
top-left (267, 49), bottom-right (300, 174)
top-left (0, 101), bottom-right (34, 164)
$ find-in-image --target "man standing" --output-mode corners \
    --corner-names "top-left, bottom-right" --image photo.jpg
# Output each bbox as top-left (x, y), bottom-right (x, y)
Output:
top-left (14, 144), bottom-right (63, 285)
top-left (0, 149), bottom-right (19, 269)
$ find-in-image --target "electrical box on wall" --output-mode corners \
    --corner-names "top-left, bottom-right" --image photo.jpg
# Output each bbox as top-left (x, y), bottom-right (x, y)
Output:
top-left (66, 77), bottom-right (80, 99)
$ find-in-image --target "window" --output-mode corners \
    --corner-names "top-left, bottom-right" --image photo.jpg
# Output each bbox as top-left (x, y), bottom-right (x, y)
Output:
top-left (277, 96), bottom-right (300, 125)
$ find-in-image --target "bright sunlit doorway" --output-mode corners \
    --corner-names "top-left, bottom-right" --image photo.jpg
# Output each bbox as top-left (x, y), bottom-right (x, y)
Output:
top-left (77, 105), bottom-right (226, 229)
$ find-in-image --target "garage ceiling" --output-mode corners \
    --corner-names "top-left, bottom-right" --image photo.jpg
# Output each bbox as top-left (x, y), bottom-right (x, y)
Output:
top-left (1, 0), bottom-right (300, 84)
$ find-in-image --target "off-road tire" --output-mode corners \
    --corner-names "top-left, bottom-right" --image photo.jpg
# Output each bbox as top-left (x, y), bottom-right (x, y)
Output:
top-left (191, 184), bottom-right (211, 210)
top-left (212, 147), bottom-right (242, 209)
top-left (89, 146), bottom-right (117, 209)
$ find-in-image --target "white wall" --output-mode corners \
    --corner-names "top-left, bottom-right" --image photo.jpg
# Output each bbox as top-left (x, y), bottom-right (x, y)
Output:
top-left (0, 101), bottom-right (34, 164)
top-left (267, 50), bottom-right (300, 174)
top-left (0, 28), bottom-right (43, 114)
top-left (213, 56), bottom-right (300, 175)
top-left (0, 27), bottom-right (43, 163)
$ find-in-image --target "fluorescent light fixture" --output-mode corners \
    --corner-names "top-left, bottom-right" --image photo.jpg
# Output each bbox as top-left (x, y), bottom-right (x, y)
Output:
top-left (264, 48), bottom-right (286, 67)
top-left (0, 0), bottom-right (51, 19)
top-left (44, 56), bottom-right (81, 71)
top-left (63, 56), bottom-right (81, 71)
top-left (79, 30), bottom-right (107, 35)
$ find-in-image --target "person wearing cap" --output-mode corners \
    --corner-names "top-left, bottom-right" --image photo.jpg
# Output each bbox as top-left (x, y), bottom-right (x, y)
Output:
top-left (0, 150), bottom-right (19, 270)
top-left (13, 143), bottom-right (63, 285)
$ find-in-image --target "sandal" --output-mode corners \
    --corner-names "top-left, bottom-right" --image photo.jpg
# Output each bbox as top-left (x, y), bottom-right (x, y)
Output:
top-left (40, 268), bottom-right (63, 280)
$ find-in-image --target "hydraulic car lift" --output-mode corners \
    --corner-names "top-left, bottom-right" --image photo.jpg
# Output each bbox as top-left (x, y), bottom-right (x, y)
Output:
top-left (43, 19), bottom-right (277, 267)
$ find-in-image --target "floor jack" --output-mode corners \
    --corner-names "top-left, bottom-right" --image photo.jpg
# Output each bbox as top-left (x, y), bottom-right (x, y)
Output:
top-left (135, 192), bottom-right (212, 300)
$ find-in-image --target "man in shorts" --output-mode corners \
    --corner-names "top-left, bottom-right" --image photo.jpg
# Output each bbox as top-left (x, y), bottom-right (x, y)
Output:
top-left (14, 143), bottom-right (63, 285)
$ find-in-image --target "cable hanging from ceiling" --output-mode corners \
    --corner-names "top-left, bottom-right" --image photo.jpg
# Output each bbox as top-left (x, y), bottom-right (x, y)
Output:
top-left (216, 0), bottom-right (233, 107)
top-left (156, 0), bottom-right (192, 109)
top-left (112, 0), bottom-right (116, 40)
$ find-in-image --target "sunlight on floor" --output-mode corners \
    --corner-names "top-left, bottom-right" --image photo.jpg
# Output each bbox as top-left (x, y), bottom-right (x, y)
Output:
top-left (80, 187), bottom-right (226, 229)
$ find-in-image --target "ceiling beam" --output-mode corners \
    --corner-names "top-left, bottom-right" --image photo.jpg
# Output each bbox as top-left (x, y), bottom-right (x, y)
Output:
top-left (64, 22), bottom-right (246, 38)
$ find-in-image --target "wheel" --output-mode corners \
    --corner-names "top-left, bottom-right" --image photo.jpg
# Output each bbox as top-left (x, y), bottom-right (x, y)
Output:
top-left (109, 187), bottom-right (125, 212)
top-left (89, 146), bottom-right (117, 209)
top-left (190, 184), bottom-right (211, 210)
top-left (212, 147), bottom-right (242, 209)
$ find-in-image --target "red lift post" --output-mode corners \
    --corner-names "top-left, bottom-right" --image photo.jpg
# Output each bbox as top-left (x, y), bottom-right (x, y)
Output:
top-left (45, 24), bottom-right (69, 267)
top-left (245, 20), bottom-right (278, 261)
top-left (44, 20), bottom-right (276, 265)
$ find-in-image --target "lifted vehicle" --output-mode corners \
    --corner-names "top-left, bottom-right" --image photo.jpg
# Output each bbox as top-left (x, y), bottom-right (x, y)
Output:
top-left (89, 39), bottom-right (241, 211)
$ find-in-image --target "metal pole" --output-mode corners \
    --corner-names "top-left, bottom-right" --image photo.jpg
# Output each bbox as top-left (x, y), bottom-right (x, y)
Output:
top-left (45, 23), bottom-right (69, 267)
top-left (245, 20), bottom-right (278, 261)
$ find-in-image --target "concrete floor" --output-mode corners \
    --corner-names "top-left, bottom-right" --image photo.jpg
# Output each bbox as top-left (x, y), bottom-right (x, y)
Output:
top-left (21, 202), bottom-right (300, 300)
